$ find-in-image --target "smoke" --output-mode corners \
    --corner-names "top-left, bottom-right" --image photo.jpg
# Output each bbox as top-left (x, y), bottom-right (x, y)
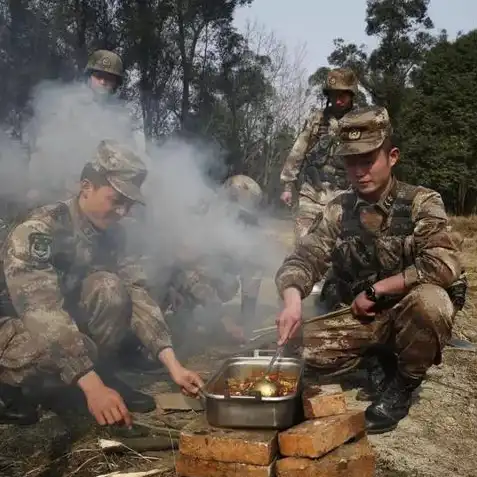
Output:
top-left (27, 80), bottom-right (141, 198)
top-left (1, 80), bottom-right (285, 327)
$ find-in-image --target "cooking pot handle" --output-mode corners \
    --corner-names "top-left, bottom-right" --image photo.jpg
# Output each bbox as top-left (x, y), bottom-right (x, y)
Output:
top-left (253, 349), bottom-right (276, 358)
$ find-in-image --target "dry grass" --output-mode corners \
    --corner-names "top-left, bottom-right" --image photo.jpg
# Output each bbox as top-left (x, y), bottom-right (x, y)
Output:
top-left (449, 215), bottom-right (477, 238)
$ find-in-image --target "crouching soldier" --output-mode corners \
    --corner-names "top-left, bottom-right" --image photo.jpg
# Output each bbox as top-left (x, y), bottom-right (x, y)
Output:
top-left (274, 106), bottom-right (466, 434)
top-left (0, 139), bottom-right (203, 426)
top-left (161, 175), bottom-right (264, 348)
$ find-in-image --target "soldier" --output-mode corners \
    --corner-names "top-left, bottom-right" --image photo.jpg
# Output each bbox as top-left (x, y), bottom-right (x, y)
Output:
top-left (84, 49), bottom-right (124, 96)
top-left (0, 139), bottom-right (203, 426)
top-left (26, 49), bottom-right (127, 207)
top-left (280, 68), bottom-right (358, 239)
top-left (160, 175), bottom-right (264, 348)
top-left (274, 106), bottom-right (466, 434)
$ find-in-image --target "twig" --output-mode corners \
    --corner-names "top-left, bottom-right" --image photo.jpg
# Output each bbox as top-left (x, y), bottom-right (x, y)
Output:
top-left (66, 454), bottom-right (102, 477)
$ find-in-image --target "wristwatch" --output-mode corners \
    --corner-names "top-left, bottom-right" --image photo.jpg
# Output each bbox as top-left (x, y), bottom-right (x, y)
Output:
top-left (365, 285), bottom-right (378, 302)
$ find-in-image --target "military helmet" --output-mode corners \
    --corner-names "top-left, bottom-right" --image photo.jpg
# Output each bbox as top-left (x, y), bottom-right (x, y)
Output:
top-left (323, 68), bottom-right (358, 96)
top-left (84, 50), bottom-right (124, 79)
top-left (222, 175), bottom-right (263, 216)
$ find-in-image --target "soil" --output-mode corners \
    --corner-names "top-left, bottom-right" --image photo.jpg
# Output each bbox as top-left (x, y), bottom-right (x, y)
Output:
top-left (0, 216), bottom-right (476, 477)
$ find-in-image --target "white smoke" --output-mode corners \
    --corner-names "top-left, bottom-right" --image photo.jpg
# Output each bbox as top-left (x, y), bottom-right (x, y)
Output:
top-left (1, 80), bottom-right (285, 327)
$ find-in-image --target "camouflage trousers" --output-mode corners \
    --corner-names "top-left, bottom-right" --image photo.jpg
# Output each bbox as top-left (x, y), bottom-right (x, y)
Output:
top-left (0, 271), bottom-right (136, 386)
top-left (166, 262), bottom-right (261, 312)
top-left (295, 182), bottom-right (343, 240)
top-left (293, 284), bottom-right (455, 379)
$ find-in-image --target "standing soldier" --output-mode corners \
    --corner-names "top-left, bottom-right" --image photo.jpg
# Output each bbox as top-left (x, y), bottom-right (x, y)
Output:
top-left (26, 49), bottom-right (126, 207)
top-left (280, 68), bottom-right (358, 239)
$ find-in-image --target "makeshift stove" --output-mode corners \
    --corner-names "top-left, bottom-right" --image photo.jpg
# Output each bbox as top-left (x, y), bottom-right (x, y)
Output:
top-left (175, 349), bottom-right (376, 477)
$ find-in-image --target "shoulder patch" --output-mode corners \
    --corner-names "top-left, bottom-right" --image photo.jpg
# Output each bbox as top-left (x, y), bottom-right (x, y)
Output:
top-left (29, 233), bottom-right (52, 262)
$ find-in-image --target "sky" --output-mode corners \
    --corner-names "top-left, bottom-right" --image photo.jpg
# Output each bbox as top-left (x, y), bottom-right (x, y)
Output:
top-left (233, 0), bottom-right (476, 78)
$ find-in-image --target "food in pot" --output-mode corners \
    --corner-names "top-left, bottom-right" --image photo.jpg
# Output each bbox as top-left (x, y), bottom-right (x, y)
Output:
top-left (226, 371), bottom-right (297, 397)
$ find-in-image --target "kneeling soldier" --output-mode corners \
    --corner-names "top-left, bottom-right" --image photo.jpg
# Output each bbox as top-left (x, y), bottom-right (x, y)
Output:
top-left (0, 139), bottom-right (203, 426)
top-left (274, 106), bottom-right (466, 434)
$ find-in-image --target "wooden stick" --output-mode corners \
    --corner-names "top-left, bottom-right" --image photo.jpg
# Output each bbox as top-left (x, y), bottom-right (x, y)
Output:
top-left (132, 419), bottom-right (181, 438)
top-left (251, 306), bottom-right (352, 335)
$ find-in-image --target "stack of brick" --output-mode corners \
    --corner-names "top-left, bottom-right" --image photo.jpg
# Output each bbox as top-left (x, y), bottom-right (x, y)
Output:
top-left (175, 384), bottom-right (375, 477)
top-left (276, 384), bottom-right (375, 476)
top-left (176, 415), bottom-right (279, 477)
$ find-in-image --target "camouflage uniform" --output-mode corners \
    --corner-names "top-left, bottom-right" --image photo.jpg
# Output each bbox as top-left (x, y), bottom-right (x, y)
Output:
top-left (0, 140), bottom-right (172, 387)
top-left (275, 107), bottom-right (465, 379)
top-left (161, 175), bottom-right (264, 340)
top-left (281, 68), bottom-right (358, 239)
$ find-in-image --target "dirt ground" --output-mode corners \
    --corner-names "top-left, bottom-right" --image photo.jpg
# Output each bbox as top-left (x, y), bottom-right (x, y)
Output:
top-left (0, 216), bottom-right (476, 477)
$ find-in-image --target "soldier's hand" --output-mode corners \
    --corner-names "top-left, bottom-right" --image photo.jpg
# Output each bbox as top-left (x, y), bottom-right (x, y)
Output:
top-left (221, 316), bottom-right (246, 343)
top-left (280, 191), bottom-right (293, 206)
top-left (171, 366), bottom-right (205, 397)
top-left (351, 291), bottom-right (376, 320)
top-left (276, 288), bottom-right (302, 346)
top-left (78, 371), bottom-right (132, 427)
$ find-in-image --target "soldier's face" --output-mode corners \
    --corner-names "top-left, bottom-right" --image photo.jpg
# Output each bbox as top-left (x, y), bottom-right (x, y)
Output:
top-left (333, 91), bottom-right (353, 109)
top-left (89, 72), bottom-right (118, 94)
top-left (344, 146), bottom-right (399, 199)
top-left (80, 183), bottom-right (133, 229)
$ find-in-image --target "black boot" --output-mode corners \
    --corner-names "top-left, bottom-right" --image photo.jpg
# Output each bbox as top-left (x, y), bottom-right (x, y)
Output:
top-left (0, 384), bottom-right (39, 425)
top-left (365, 371), bottom-right (423, 434)
top-left (356, 349), bottom-right (397, 402)
top-left (117, 334), bottom-right (165, 373)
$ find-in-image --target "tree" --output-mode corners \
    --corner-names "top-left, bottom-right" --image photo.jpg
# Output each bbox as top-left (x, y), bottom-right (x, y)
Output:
top-left (399, 30), bottom-right (477, 214)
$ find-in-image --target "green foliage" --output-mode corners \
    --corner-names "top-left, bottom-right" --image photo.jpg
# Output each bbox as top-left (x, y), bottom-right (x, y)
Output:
top-left (399, 30), bottom-right (477, 214)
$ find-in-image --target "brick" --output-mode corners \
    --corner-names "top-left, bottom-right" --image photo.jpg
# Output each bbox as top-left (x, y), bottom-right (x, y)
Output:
top-left (179, 415), bottom-right (278, 465)
top-left (176, 454), bottom-right (276, 477)
top-left (276, 435), bottom-right (375, 477)
top-left (278, 410), bottom-right (365, 458)
top-left (302, 384), bottom-right (347, 419)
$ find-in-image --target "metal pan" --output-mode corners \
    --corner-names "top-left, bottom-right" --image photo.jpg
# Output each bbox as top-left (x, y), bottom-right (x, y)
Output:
top-left (202, 349), bottom-right (304, 429)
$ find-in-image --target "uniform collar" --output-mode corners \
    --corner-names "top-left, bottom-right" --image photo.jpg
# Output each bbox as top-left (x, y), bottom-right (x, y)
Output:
top-left (353, 176), bottom-right (397, 215)
top-left (67, 197), bottom-right (102, 240)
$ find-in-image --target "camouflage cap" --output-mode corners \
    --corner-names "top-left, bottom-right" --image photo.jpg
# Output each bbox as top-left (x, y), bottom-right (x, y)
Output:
top-left (222, 175), bottom-right (263, 215)
top-left (335, 106), bottom-right (392, 156)
top-left (323, 68), bottom-right (358, 95)
top-left (91, 139), bottom-right (147, 204)
top-left (84, 50), bottom-right (124, 78)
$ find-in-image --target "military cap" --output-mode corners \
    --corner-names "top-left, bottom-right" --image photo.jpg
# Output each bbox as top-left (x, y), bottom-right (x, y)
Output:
top-left (323, 68), bottom-right (358, 95)
top-left (90, 139), bottom-right (147, 204)
top-left (84, 50), bottom-right (124, 78)
top-left (222, 174), bottom-right (263, 215)
top-left (335, 106), bottom-right (393, 156)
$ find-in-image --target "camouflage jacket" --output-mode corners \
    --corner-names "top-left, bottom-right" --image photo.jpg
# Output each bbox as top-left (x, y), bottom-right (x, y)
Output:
top-left (2, 198), bottom-right (172, 384)
top-left (280, 107), bottom-right (352, 192)
top-left (275, 178), bottom-right (463, 304)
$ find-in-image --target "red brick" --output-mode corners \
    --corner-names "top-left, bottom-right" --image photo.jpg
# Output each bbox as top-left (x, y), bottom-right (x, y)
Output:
top-left (278, 410), bottom-right (365, 458)
top-left (176, 454), bottom-right (276, 477)
top-left (302, 384), bottom-right (347, 419)
top-left (276, 435), bottom-right (375, 477)
top-left (179, 415), bottom-right (278, 465)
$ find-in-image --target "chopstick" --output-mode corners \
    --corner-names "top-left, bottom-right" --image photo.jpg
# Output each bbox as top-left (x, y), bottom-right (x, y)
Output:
top-left (251, 306), bottom-right (352, 336)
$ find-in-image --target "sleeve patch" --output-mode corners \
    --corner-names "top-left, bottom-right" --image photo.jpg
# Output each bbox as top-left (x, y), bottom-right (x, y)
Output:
top-left (29, 233), bottom-right (52, 262)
